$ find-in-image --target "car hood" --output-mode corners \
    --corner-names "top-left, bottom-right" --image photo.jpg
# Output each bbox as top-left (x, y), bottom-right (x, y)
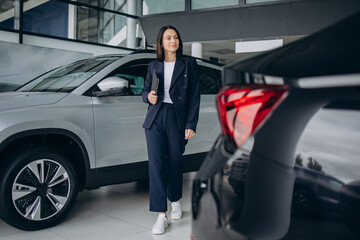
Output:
top-left (0, 92), bottom-right (68, 111)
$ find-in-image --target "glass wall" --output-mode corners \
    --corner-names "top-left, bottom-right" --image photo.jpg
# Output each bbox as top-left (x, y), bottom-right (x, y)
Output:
top-left (0, 0), bottom-right (143, 49)
top-left (246, 0), bottom-right (282, 4)
top-left (23, 1), bottom-right (69, 38)
top-left (142, 0), bottom-right (185, 15)
top-left (73, 0), bottom-right (129, 14)
top-left (0, 0), bottom-right (17, 30)
top-left (191, 0), bottom-right (238, 10)
top-left (140, 0), bottom-right (285, 15)
top-left (75, 5), bottom-right (128, 45)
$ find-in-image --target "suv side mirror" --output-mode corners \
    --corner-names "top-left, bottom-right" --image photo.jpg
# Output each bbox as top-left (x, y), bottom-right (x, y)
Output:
top-left (94, 77), bottom-right (129, 97)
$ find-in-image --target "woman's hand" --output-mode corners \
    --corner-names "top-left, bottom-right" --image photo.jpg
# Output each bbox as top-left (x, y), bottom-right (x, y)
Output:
top-left (148, 91), bottom-right (158, 105)
top-left (185, 129), bottom-right (195, 140)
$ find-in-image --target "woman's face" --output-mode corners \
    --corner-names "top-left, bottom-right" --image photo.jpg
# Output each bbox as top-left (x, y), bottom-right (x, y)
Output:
top-left (162, 29), bottom-right (179, 54)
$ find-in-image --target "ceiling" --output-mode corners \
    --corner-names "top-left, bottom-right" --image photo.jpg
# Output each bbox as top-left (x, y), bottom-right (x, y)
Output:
top-left (139, 0), bottom-right (360, 65)
top-left (181, 35), bottom-right (305, 65)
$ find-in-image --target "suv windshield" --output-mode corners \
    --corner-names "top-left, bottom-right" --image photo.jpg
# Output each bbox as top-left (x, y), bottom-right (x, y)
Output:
top-left (17, 56), bottom-right (120, 93)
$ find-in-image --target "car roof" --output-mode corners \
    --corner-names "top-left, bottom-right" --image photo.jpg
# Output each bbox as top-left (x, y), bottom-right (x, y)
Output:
top-left (224, 11), bottom-right (360, 80)
top-left (94, 50), bottom-right (222, 66)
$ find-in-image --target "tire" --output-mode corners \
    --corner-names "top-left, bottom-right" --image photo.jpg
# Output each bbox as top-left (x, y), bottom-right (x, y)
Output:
top-left (0, 146), bottom-right (79, 230)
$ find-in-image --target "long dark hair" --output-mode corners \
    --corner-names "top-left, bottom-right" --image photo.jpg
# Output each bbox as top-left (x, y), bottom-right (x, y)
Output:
top-left (156, 25), bottom-right (183, 61)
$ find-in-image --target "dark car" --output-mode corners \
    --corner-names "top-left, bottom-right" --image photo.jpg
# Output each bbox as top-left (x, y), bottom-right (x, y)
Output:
top-left (191, 11), bottom-right (360, 240)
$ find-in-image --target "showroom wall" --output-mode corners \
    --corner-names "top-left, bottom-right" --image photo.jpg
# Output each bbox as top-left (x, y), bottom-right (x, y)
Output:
top-left (0, 41), bottom-right (92, 91)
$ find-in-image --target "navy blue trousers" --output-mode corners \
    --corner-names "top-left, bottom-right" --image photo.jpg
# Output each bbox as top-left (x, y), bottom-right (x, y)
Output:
top-left (145, 103), bottom-right (186, 212)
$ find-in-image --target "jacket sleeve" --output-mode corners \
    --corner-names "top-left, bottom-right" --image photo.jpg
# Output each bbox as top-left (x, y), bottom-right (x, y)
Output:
top-left (142, 62), bottom-right (153, 104)
top-left (185, 58), bottom-right (201, 132)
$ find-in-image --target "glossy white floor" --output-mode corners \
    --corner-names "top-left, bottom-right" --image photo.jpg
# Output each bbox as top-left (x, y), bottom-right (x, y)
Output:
top-left (0, 172), bottom-right (196, 240)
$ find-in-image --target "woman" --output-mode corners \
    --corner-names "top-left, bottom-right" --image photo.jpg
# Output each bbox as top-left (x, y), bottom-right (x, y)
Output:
top-left (142, 25), bottom-right (200, 235)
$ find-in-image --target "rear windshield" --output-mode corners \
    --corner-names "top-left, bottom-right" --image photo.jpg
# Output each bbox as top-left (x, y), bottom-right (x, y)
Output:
top-left (17, 57), bottom-right (119, 93)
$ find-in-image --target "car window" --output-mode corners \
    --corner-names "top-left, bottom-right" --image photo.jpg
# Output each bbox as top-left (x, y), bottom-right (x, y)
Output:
top-left (17, 57), bottom-right (119, 93)
top-left (198, 65), bottom-right (221, 94)
top-left (288, 104), bottom-right (360, 239)
top-left (104, 58), bottom-right (153, 96)
top-left (113, 74), bottom-right (144, 95)
top-left (296, 107), bottom-right (360, 184)
top-left (99, 59), bottom-right (221, 96)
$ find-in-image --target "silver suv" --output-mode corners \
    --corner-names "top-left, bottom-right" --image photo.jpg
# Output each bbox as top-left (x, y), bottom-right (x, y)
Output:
top-left (0, 51), bottom-right (222, 230)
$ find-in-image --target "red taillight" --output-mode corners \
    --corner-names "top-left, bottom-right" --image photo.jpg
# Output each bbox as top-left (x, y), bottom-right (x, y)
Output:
top-left (216, 84), bottom-right (288, 148)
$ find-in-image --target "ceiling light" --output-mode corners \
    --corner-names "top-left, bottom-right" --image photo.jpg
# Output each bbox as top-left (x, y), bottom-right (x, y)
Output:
top-left (235, 39), bottom-right (283, 53)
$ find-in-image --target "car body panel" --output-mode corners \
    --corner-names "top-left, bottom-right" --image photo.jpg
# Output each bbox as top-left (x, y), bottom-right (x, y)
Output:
top-left (0, 92), bottom-right (67, 110)
top-left (92, 95), bottom-right (148, 167)
top-left (0, 94), bottom-right (96, 167)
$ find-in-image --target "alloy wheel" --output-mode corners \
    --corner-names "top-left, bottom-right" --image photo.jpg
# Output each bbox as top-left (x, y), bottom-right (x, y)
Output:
top-left (11, 159), bottom-right (70, 221)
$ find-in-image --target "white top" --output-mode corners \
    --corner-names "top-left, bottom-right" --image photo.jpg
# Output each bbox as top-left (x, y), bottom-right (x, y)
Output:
top-left (163, 61), bottom-right (175, 104)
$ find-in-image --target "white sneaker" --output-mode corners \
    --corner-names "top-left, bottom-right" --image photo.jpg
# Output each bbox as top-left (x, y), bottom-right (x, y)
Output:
top-left (152, 214), bottom-right (169, 235)
top-left (171, 201), bottom-right (182, 220)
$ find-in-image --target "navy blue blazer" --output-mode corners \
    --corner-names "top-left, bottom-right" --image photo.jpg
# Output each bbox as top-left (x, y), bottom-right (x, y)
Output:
top-left (142, 56), bottom-right (200, 132)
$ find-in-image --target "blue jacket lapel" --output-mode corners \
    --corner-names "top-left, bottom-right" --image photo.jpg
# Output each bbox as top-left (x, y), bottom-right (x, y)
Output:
top-left (170, 58), bottom-right (185, 89)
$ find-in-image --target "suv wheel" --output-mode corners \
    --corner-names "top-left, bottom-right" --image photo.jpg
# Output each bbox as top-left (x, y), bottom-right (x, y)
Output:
top-left (0, 146), bottom-right (79, 230)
